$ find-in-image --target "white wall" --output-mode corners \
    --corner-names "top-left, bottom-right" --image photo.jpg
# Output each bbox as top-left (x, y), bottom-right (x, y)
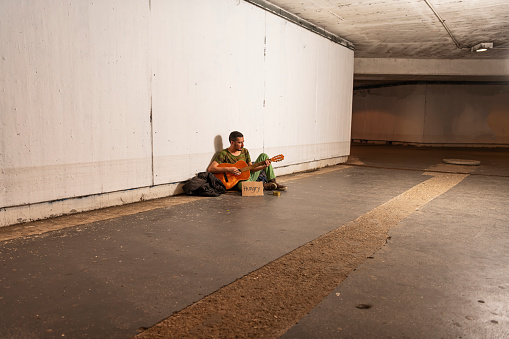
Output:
top-left (0, 0), bottom-right (354, 227)
top-left (1, 1), bottom-right (152, 209)
top-left (352, 84), bottom-right (509, 146)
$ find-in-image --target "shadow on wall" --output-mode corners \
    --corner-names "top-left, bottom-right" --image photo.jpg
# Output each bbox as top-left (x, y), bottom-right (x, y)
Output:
top-left (214, 135), bottom-right (224, 153)
top-left (206, 134), bottom-right (224, 170)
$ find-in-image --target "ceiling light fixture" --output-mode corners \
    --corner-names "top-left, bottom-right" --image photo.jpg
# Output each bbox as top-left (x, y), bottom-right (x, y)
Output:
top-left (471, 42), bottom-right (493, 53)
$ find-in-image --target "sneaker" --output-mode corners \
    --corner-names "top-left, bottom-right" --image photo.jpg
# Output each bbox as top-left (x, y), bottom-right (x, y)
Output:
top-left (275, 183), bottom-right (287, 191)
top-left (263, 182), bottom-right (277, 190)
top-left (269, 179), bottom-right (286, 191)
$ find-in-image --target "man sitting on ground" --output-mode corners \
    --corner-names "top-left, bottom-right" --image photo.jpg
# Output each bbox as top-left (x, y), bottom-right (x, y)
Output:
top-left (207, 131), bottom-right (286, 191)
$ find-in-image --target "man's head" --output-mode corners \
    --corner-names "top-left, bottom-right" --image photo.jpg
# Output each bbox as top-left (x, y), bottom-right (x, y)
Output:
top-left (229, 131), bottom-right (244, 151)
top-left (229, 131), bottom-right (243, 143)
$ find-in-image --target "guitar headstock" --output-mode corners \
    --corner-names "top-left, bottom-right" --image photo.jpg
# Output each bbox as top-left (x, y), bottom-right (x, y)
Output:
top-left (271, 154), bottom-right (284, 162)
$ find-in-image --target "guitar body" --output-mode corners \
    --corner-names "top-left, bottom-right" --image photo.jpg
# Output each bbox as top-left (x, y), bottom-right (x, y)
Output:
top-left (213, 154), bottom-right (284, 190)
top-left (214, 161), bottom-right (251, 190)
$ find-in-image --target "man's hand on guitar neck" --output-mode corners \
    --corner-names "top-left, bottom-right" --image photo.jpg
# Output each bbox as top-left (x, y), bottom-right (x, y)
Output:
top-left (251, 159), bottom-right (271, 173)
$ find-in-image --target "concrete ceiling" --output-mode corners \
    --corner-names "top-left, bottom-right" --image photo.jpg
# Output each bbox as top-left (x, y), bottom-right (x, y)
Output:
top-left (256, 0), bottom-right (509, 85)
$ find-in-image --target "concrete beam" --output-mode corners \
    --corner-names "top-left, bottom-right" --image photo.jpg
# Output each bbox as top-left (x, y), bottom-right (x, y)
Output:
top-left (355, 58), bottom-right (509, 81)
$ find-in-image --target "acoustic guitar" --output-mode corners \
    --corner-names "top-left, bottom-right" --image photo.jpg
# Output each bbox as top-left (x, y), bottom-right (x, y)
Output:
top-left (214, 154), bottom-right (284, 190)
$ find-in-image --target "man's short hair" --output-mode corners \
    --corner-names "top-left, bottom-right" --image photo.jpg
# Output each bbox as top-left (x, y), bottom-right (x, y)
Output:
top-left (229, 131), bottom-right (243, 142)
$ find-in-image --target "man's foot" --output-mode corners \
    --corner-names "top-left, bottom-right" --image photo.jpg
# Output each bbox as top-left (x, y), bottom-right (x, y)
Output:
top-left (269, 179), bottom-right (287, 191)
top-left (275, 183), bottom-right (287, 191)
top-left (263, 182), bottom-right (277, 190)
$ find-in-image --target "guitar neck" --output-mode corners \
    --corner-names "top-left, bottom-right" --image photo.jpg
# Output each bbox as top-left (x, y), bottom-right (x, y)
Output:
top-left (242, 158), bottom-right (276, 172)
top-left (238, 155), bottom-right (284, 173)
top-left (244, 160), bottom-right (267, 172)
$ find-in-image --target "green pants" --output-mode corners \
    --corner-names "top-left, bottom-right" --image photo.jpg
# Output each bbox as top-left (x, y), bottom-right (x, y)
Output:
top-left (236, 153), bottom-right (276, 191)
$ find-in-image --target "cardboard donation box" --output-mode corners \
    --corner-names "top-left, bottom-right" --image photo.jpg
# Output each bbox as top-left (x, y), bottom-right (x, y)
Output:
top-left (242, 181), bottom-right (263, 196)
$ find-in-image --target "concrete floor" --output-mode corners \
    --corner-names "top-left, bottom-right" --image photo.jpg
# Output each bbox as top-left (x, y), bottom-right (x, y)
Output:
top-left (0, 144), bottom-right (508, 338)
top-left (284, 145), bottom-right (509, 339)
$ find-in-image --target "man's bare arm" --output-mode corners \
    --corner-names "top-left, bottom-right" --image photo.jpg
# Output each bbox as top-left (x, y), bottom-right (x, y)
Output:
top-left (208, 161), bottom-right (241, 176)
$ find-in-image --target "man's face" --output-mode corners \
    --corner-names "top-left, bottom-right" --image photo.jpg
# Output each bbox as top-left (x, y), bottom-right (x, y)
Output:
top-left (231, 137), bottom-right (244, 151)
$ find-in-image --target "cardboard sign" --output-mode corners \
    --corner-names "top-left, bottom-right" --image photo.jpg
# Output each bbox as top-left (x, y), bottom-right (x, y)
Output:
top-left (241, 181), bottom-right (263, 196)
